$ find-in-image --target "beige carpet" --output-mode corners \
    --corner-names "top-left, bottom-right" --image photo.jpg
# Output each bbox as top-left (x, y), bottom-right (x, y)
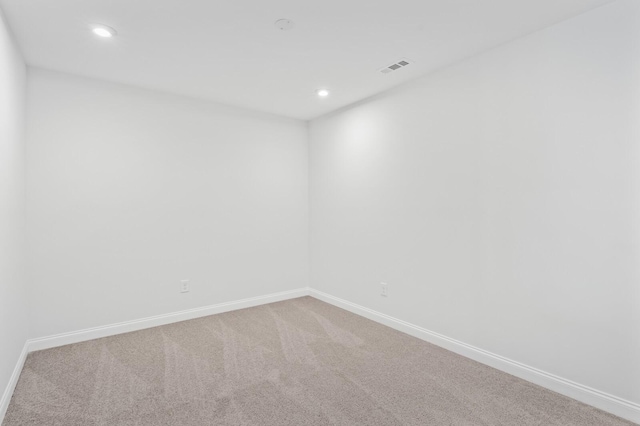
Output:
top-left (3, 296), bottom-right (636, 425)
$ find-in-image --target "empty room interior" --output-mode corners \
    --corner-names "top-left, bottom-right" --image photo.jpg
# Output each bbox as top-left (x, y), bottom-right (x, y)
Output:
top-left (1, 0), bottom-right (639, 424)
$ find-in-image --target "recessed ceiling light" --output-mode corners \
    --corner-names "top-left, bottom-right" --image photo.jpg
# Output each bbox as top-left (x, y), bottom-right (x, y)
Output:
top-left (317, 89), bottom-right (330, 98)
top-left (92, 25), bottom-right (117, 38)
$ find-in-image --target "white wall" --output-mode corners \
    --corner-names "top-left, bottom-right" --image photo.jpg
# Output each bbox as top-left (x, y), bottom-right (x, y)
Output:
top-left (310, 0), bottom-right (640, 407)
top-left (0, 6), bottom-right (28, 409)
top-left (26, 69), bottom-right (309, 338)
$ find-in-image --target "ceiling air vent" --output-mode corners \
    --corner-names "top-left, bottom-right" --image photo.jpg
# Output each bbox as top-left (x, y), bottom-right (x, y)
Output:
top-left (380, 58), bottom-right (413, 74)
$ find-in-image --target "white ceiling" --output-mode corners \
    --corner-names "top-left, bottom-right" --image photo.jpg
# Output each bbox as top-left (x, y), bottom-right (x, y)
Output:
top-left (1, 0), bottom-right (614, 120)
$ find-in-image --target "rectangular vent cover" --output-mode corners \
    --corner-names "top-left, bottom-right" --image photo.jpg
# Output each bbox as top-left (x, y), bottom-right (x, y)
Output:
top-left (380, 58), bottom-right (413, 74)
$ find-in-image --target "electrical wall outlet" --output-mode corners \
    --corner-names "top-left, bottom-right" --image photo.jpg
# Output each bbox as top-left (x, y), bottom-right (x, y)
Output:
top-left (381, 282), bottom-right (388, 297)
top-left (180, 280), bottom-right (190, 293)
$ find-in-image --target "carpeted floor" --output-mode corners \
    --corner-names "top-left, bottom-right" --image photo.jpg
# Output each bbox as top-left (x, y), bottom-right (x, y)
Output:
top-left (3, 296), bottom-right (636, 425)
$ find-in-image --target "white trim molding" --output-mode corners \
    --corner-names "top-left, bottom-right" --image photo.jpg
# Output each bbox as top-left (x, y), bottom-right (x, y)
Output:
top-left (28, 288), bottom-right (309, 352)
top-left (308, 288), bottom-right (640, 425)
top-left (0, 342), bottom-right (29, 422)
top-left (4, 287), bottom-right (638, 425)
top-left (1, 288), bottom-right (310, 424)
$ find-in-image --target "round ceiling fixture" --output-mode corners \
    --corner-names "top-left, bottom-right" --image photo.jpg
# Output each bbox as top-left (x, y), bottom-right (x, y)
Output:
top-left (274, 19), bottom-right (295, 31)
top-left (316, 89), bottom-right (330, 98)
top-left (92, 24), bottom-right (117, 38)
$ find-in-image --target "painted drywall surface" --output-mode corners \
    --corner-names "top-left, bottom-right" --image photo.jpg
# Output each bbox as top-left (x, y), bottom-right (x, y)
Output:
top-left (310, 0), bottom-right (640, 405)
top-left (0, 8), bottom-right (28, 401)
top-left (26, 69), bottom-right (309, 338)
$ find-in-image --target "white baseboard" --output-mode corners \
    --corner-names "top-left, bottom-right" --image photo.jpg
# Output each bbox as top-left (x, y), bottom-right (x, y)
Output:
top-left (28, 288), bottom-right (309, 352)
top-left (1, 288), bottom-right (309, 425)
top-left (5, 287), bottom-right (638, 425)
top-left (308, 288), bottom-right (640, 425)
top-left (0, 342), bottom-right (29, 423)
